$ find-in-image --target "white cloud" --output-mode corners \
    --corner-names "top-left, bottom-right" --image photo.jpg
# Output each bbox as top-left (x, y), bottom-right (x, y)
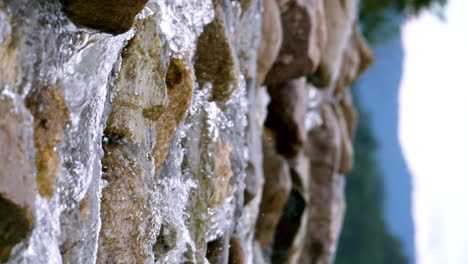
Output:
top-left (399, 0), bottom-right (468, 263)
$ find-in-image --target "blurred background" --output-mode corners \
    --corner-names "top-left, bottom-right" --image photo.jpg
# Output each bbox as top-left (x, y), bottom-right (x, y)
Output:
top-left (335, 0), bottom-right (468, 263)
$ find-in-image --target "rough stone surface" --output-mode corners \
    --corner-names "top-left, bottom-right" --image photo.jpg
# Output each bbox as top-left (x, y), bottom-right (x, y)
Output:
top-left (300, 104), bottom-right (346, 264)
top-left (105, 15), bottom-right (167, 143)
top-left (333, 26), bottom-right (374, 97)
top-left (194, 1), bottom-right (240, 101)
top-left (308, 0), bottom-right (359, 88)
top-left (265, 77), bottom-right (308, 158)
top-left (62, 0), bottom-right (149, 34)
top-left (0, 97), bottom-right (34, 263)
top-left (265, 0), bottom-right (327, 85)
top-left (97, 141), bottom-right (157, 264)
top-left (25, 84), bottom-right (69, 198)
top-left (153, 58), bottom-right (195, 174)
top-left (334, 104), bottom-right (354, 174)
top-left (97, 14), bottom-right (164, 263)
top-left (210, 140), bottom-right (234, 206)
top-left (256, 0), bottom-right (282, 86)
top-left (0, 0), bottom-right (374, 263)
top-left (255, 131), bottom-right (292, 248)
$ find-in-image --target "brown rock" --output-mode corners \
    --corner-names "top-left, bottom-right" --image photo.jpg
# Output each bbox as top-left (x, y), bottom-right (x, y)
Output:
top-left (97, 142), bottom-right (157, 263)
top-left (210, 140), bottom-right (234, 207)
top-left (333, 104), bottom-right (354, 174)
top-left (105, 15), bottom-right (167, 144)
top-left (265, 77), bottom-right (308, 158)
top-left (153, 58), bottom-right (195, 174)
top-left (206, 235), bottom-right (229, 264)
top-left (26, 84), bottom-right (69, 198)
top-left (62, 0), bottom-right (149, 35)
top-left (340, 92), bottom-right (357, 138)
top-left (300, 104), bottom-right (346, 264)
top-left (355, 25), bottom-right (374, 77)
top-left (308, 0), bottom-right (359, 88)
top-left (0, 26), bottom-right (22, 89)
top-left (271, 189), bottom-right (306, 264)
top-left (255, 131), bottom-right (292, 248)
top-left (256, 0), bottom-right (282, 86)
top-left (265, 0), bottom-right (327, 85)
top-left (98, 15), bottom-right (165, 263)
top-left (0, 97), bottom-right (34, 262)
top-left (333, 25), bottom-right (374, 97)
top-left (0, 195), bottom-right (33, 262)
top-left (276, 0), bottom-right (292, 9)
top-left (229, 237), bottom-right (246, 264)
top-left (194, 1), bottom-right (240, 101)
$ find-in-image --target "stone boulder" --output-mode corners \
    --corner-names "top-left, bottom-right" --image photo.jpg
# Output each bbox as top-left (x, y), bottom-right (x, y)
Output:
top-left (256, 0), bottom-right (282, 86)
top-left (153, 58), bottom-right (195, 175)
top-left (0, 96), bottom-right (34, 262)
top-left (62, 0), bottom-right (149, 35)
top-left (25, 84), bottom-right (69, 198)
top-left (255, 131), bottom-right (292, 248)
top-left (308, 0), bottom-right (359, 88)
top-left (300, 104), bottom-right (346, 264)
top-left (265, 77), bottom-right (308, 158)
top-left (105, 15), bottom-right (167, 144)
top-left (265, 0), bottom-right (327, 85)
top-left (194, 1), bottom-right (240, 101)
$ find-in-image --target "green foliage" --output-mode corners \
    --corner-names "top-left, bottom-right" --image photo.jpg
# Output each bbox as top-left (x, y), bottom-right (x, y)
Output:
top-left (360, 0), bottom-right (447, 43)
top-left (334, 94), bottom-right (409, 264)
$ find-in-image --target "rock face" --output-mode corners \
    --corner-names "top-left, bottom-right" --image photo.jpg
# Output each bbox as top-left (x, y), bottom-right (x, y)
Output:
top-left (265, 0), bottom-right (327, 85)
top-left (265, 77), bottom-right (308, 158)
top-left (62, 0), bottom-right (149, 34)
top-left (25, 85), bottom-right (69, 198)
top-left (256, 0), bottom-right (282, 86)
top-left (0, 0), bottom-right (372, 263)
top-left (194, 1), bottom-right (240, 101)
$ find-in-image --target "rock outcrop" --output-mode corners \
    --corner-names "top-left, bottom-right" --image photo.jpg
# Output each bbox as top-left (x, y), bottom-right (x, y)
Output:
top-left (0, 0), bottom-right (372, 263)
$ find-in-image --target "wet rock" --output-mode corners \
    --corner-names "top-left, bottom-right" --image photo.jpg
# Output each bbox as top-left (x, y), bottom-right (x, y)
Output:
top-left (265, 77), bottom-right (308, 158)
top-left (194, 1), bottom-right (240, 101)
top-left (308, 0), bottom-right (359, 88)
top-left (97, 141), bottom-right (157, 264)
top-left (206, 235), bottom-right (229, 264)
top-left (229, 237), bottom-right (246, 264)
top-left (300, 104), bottom-right (346, 264)
top-left (210, 140), bottom-right (234, 206)
top-left (265, 0), bottom-right (327, 85)
top-left (256, 0), bottom-right (282, 86)
top-left (105, 15), bottom-right (167, 144)
top-left (0, 96), bottom-right (34, 263)
top-left (153, 224), bottom-right (178, 261)
top-left (98, 15), bottom-right (164, 263)
top-left (153, 58), bottom-right (195, 174)
top-left (255, 131), bottom-right (292, 248)
top-left (26, 84), bottom-right (69, 198)
top-left (62, 0), bottom-right (149, 35)
top-left (243, 86), bottom-right (269, 205)
top-left (234, 0), bottom-right (262, 81)
top-left (0, 195), bottom-right (33, 263)
top-left (0, 24), bottom-right (22, 89)
top-left (0, 96), bottom-right (35, 210)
